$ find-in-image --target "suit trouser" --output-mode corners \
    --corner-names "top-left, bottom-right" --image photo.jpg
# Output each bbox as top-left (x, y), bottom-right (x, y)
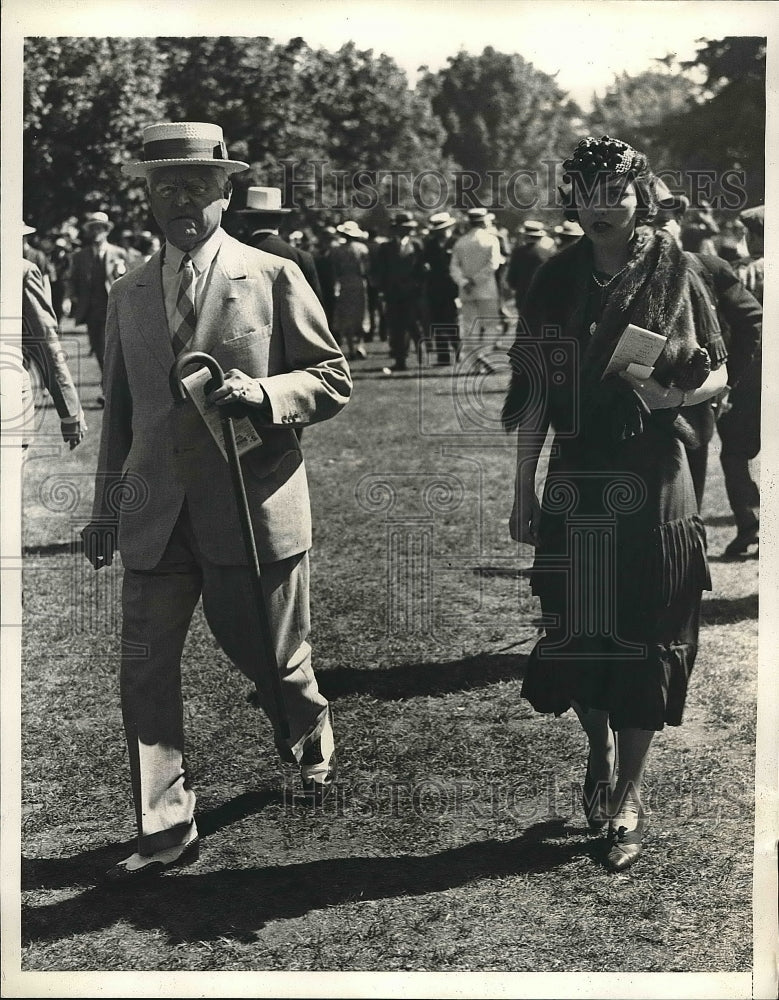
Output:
top-left (385, 293), bottom-right (421, 364)
top-left (458, 298), bottom-right (502, 344)
top-left (120, 503), bottom-right (329, 855)
top-left (87, 317), bottom-right (106, 372)
top-left (718, 358), bottom-right (761, 535)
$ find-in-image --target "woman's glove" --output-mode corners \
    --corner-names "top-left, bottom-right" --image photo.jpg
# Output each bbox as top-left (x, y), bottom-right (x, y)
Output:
top-left (673, 346), bottom-right (711, 391)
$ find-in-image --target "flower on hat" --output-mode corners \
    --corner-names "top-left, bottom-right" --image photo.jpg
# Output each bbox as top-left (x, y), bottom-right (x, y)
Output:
top-left (562, 135), bottom-right (639, 184)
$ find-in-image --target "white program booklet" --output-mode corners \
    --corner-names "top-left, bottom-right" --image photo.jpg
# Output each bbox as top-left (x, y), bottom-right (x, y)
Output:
top-left (601, 323), bottom-right (668, 380)
top-left (181, 366), bottom-right (264, 460)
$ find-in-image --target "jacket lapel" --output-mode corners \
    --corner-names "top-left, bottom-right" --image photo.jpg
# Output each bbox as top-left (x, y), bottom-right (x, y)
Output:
top-left (129, 250), bottom-right (176, 376)
top-left (192, 235), bottom-right (249, 354)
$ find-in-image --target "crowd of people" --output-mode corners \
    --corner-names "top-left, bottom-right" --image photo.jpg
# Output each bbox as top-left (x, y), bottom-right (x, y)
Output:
top-left (18, 124), bottom-right (763, 882)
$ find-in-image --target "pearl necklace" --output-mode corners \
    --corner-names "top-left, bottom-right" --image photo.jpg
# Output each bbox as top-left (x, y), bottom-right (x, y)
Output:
top-left (592, 263), bottom-right (630, 288)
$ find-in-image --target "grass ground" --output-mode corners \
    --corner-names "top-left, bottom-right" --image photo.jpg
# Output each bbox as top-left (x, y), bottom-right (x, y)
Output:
top-left (14, 323), bottom-right (761, 988)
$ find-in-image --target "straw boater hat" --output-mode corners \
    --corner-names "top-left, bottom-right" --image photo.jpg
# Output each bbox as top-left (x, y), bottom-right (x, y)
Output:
top-left (336, 220), bottom-right (368, 240)
top-left (392, 210), bottom-right (418, 229)
top-left (82, 211), bottom-right (113, 231)
top-left (122, 122), bottom-right (250, 178)
top-left (466, 207), bottom-right (488, 222)
top-left (521, 219), bottom-right (547, 237)
top-left (554, 220), bottom-right (584, 239)
top-left (428, 211), bottom-right (457, 231)
top-left (237, 186), bottom-right (292, 214)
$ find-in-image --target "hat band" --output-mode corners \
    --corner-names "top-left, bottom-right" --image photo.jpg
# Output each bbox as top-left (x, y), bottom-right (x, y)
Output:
top-left (143, 137), bottom-right (228, 162)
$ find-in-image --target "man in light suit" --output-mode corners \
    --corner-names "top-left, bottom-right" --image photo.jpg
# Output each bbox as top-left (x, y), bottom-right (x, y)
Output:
top-left (66, 211), bottom-right (129, 378)
top-left (450, 207), bottom-right (504, 350)
top-left (82, 121), bottom-right (352, 883)
top-left (21, 257), bottom-right (86, 450)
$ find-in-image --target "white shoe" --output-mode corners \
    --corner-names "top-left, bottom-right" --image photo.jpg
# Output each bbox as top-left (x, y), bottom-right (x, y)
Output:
top-left (104, 828), bottom-right (200, 884)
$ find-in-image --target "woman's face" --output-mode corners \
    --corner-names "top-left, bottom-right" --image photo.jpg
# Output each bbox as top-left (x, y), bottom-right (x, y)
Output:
top-left (577, 177), bottom-right (639, 248)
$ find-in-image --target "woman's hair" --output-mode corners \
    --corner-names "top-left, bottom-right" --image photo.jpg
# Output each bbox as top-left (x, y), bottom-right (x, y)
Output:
top-left (560, 135), bottom-right (659, 225)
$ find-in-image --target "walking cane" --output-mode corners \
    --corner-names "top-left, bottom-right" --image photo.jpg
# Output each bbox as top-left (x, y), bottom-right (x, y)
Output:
top-left (169, 351), bottom-right (290, 741)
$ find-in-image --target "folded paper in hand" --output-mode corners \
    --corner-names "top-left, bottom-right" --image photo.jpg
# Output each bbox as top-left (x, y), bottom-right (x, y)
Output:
top-left (181, 366), bottom-right (263, 460)
top-left (601, 323), bottom-right (667, 380)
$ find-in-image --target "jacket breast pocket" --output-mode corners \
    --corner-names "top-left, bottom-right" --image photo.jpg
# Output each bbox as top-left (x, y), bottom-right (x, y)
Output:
top-left (213, 324), bottom-right (272, 376)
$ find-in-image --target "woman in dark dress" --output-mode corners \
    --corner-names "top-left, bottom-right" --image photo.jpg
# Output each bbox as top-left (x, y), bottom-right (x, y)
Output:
top-left (503, 137), bottom-right (728, 871)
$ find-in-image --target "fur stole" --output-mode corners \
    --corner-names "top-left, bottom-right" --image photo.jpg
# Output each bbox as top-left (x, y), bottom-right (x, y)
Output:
top-left (502, 227), bottom-right (720, 440)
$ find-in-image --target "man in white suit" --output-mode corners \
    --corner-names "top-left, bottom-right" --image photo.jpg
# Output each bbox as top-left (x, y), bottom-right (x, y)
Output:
top-left (449, 206), bottom-right (504, 351)
top-left (82, 121), bottom-right (352, 883)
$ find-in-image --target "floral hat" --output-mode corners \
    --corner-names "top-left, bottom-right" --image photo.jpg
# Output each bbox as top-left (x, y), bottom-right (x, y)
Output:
top-left (562, 135), bottom-right (641, 184)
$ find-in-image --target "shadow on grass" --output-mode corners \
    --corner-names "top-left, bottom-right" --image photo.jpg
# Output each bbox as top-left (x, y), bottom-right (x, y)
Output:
top-left (23, 541), bottom-right (82, 557)
top-left (707, 551), bottom-right (759, 564)
top-left (21, 789), bottom-right (283, 891)
top-left (315, 652), bottom-right (527, 701)
top-left (22, 819), bottom-right (590, 947)
top-left (700, 594), bottom-right (758, 625)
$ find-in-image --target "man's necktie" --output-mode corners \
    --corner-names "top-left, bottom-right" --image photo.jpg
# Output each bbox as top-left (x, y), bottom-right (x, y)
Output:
top-left (171, 254), bottom-right (197, 356)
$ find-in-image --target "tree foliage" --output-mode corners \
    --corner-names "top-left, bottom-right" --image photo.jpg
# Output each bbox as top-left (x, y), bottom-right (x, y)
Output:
top-left (420, 47), bottom-right (582, 226)
top-left (588, 67), bottom-right (698, 169)
top-left (24, 37), bottom-right (166, 230)
top-left (22, 35), bottom-right (766, 235)
top-left (664, 36), bottom-right (766, 208)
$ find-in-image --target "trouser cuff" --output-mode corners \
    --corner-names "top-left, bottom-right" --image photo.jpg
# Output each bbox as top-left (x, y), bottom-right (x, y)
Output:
top-left (275, 705), bottom-right (331, 765)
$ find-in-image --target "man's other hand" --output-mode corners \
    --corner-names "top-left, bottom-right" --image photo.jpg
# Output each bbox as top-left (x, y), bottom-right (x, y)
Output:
top-left (81, 522), bottom-right (118, 569)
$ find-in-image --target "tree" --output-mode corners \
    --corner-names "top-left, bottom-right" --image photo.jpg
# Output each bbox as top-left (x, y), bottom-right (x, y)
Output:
top-left (588, 66), bottom-right (698, 169)
top-left (421, 47), bottom-right (582, 225)
top-left (23, 37), bottom-right (166, 231)
top-left (296, 42), bottom-right (451, 225)
top-left (662, 37), bottom-right (766, 208)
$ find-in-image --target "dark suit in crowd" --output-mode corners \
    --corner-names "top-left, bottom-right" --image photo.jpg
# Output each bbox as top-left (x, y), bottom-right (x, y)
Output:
top-left (246, 229), bottom-right (324, 305)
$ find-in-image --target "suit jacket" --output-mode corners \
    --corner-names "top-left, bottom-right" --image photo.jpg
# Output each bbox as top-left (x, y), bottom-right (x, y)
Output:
top-left (91, 230), bottom-right (352, 569)
top-left (21, 259), bottom-right (81, 442)
top-left (246, 231), bottom-right (324, 305)
top-left (449, 228), bottom-right (503, 301)
top-left (68, 242), bottom-right (129, 324)
top-left (374, 237), bottom-right (425, 294)
top-left (507, 241), bottom-right (555, 311)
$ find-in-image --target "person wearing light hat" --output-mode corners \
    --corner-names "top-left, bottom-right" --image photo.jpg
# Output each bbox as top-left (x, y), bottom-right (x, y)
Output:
top-left (553, 219), bottom-right (584, 247)
top-left (330, 220), bottom-right (370, 359)
top-left (422, 211), bottom-right (460, 364)
top-left (449, 205), bottom-right (504, 356)
top-left (237, 186), bottom-right (323, 305)
top-left (82, 121), bottom-right (352, 883)
top-left (506, 219), bottom-right (556, 317)
top-left (65, 209), bottom-right (129, 391)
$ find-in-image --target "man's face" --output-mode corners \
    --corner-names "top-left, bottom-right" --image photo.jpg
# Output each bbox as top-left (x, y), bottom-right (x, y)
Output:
top-left (147, 166), bottom-right (231, 251)
top-left (85, 226), bottom-right (109, 247)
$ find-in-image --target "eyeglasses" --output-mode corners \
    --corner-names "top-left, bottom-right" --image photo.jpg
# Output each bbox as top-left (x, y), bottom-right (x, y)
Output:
top-left (150, 179), bottom-right (213, 200)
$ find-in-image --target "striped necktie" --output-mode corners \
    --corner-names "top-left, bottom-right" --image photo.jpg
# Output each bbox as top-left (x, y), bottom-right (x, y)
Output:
top-left (171, 254), bottom-right (197, 356)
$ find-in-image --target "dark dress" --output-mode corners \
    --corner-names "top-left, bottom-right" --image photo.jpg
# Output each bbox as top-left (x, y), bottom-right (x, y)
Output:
top-left (516, 244), bottom-right (715, 732)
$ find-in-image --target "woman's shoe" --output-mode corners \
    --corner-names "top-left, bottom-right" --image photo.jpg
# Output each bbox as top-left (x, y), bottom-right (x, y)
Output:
top-left (605, 814), bottom-right (649, 872)
top-left (582, 752), bottom-right (614, 833)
